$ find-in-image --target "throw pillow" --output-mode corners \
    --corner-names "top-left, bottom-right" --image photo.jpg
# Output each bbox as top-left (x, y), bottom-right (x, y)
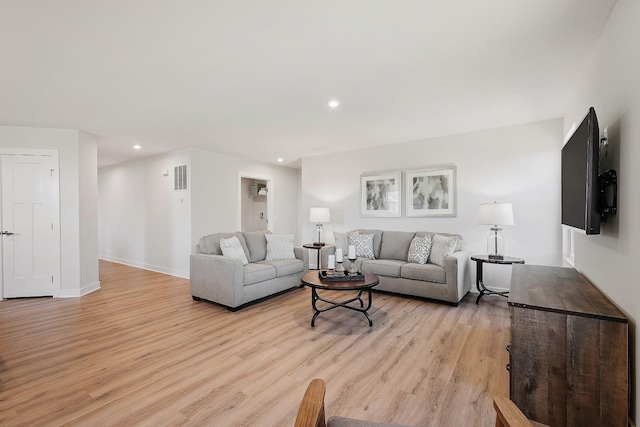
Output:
top-left (220, 236), bottom-right (249, 265)
top-left (334, 230), bottom-right (359, 255)
top-left (407, 235), bottom-right (432, 264)
top-left (348, 233), bottom-right (375, 259)
top-left (265, 234), bottom-right (296, 261)
top-left (428, 234), bottom-right (458, 267)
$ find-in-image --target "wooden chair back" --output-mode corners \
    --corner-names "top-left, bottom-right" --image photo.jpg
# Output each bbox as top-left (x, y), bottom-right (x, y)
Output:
top-left (295, 381), bottom-right (541, 427)
top-left (494, 396), bottom-right (549, 427)
top-left (294, 379), bottom-right (327, 427)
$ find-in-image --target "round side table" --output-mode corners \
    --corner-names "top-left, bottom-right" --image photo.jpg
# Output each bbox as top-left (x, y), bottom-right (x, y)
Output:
top-left (303, 244), bottom-right (325, 270)
top-left (471, 255), bottom-right (525, 304)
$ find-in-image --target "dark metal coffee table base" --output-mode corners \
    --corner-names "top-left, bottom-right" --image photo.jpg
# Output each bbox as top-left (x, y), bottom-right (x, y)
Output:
top-left (301, 271), bottom-right (379, 328)
top-left (310, 287), bottom-right (373, 327)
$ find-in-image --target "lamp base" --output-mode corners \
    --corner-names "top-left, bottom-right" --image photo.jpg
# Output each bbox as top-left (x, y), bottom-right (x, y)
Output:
top-left (312, 242), bottom-right (325, 247)
top-left (487, 226), bottom-right (505, 260)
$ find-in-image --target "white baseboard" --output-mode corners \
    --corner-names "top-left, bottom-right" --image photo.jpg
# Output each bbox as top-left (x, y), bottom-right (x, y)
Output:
top-left (56, 281), bottom-right (101, 298)
top-left (99, 255), bottom-right (190, 279)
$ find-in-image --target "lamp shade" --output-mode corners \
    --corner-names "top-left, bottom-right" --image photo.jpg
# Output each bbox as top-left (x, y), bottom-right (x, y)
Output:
top-left (309, 207), bottom-right (330, 223)
top-left (478, 202), bottom-right (514, 225)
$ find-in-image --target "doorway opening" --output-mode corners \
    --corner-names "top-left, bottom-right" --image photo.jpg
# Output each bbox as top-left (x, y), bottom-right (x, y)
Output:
top-left (238, 173), bottom-right (273, 232)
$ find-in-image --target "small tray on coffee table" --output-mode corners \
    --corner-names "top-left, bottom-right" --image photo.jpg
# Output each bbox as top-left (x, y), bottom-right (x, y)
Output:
top-left (318, 270), bottom-right (365, 282)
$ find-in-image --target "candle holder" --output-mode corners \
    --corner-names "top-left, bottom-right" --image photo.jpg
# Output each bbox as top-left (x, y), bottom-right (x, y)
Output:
top-left (335, 261), bottom-right (345, 275)
top-left (347, 257), bottom-right (358, 275)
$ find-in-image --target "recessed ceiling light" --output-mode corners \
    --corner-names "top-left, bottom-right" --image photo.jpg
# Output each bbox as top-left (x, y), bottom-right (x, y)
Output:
top-left (133, 145), bottom-right (141, 150)
top-left (277, 158), bottom-right (284, 163)
top-left (328, 100), bottom-right (340, 108)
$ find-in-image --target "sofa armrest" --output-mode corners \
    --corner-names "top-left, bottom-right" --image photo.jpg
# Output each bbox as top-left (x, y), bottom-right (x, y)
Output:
top-left (190, 254), bottom-right (244, 307)
top-left (444, 250), bottom-right (472, 302)
top-left (294, 247), bottom-right (310, 274)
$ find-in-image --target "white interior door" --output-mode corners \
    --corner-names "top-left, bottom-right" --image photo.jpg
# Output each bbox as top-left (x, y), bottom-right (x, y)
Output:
top-left (2, 154), bottom-right (58, 298)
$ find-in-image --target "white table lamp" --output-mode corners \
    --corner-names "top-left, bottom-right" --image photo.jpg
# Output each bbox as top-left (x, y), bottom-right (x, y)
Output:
top-left (479, 202), bottom-right (514, 259)
top-left (309, 207), bottom-right (330, 246)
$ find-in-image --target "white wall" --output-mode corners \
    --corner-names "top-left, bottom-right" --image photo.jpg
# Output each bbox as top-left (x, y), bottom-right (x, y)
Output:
top-left (190, 148), bottom-right (299, 247)
top-left (563, 0), bottom-right (640, 421)
top-left (78, 132), bottom-right (100, 294)
top-left (98, 149), bottom-right (192, 277)
top-left (0, 125), bottom-right (99, 296)
top-left (98, 147), bottom-right (300, 277)
top-left (301, 119), bottom-right (563, 288)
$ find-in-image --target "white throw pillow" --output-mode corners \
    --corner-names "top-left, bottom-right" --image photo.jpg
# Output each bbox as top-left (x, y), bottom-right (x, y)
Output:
top-left (407, 235), bottom-right (432, 264)
top-left (220, 236), bottom-right (249, 265)
top-left (265, 234), bottom-right (296, 260)
top-left (348, 233), bottom-right (375, 259)
top-left (428, 234), bottom-right (458, 267)
top-left (334, 230), bottom-right (359, 255)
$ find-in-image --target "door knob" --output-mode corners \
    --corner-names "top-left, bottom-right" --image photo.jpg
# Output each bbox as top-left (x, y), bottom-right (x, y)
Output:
top-left (1, 231), bottom-right (14, 235)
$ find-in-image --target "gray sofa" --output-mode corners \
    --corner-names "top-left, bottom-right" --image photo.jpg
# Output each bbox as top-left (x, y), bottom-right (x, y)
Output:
top-left (323, 229), bottom-right (471, 305)
top-left (190, 230), bottom-right (308, 310)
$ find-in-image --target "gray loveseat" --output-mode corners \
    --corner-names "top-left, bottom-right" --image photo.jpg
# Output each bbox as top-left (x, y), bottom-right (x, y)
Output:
top-left (190, 230), bottom-right (308, 310)
top-left (324, 229), bottom-right (471, 305)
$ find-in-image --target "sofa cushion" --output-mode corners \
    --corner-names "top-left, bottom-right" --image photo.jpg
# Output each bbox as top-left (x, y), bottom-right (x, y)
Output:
top-left (379, 231), bottom-right (415, 261)
top-left (242, 230), bottom-right (271, 262)
top-left (243, 263), bottom-right (276, 285)
top-left (407, 235), bottom-right (432, 264)
top-left (428, 234), bottom-right (458, 267)
top-left (415, 231), bottom-right (464, 251)
top-left (401, 262), bottom-right (446, 283)
top-left (258, 259), bottom-right (304, 277)
top-left (219, 236), bottom-right (250, 265)
top-left (360, 259), bottom-right (405, 278)
top-left (265, 233), bottom-right (296, 260)
top-left (349, 233), bottom-right (375, 259)
top-left (197, 232), bottom-right (250, 260)
top-left (352, 229), bottom-right (383, 259)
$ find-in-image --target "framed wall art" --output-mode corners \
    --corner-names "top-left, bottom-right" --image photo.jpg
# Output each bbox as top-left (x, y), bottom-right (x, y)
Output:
top-left (405, 166), bottom-right (456, 217)
top-left (361, 171), bottom-right (401, 217)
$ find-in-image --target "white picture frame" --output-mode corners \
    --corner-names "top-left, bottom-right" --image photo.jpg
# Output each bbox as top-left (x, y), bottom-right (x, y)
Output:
top-left (405, 166), bottom-right (456, 217)
top-left (361, 171), bottom-right (402, 217)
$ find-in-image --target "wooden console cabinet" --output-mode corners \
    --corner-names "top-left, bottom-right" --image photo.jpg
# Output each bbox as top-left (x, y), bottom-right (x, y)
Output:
top-left (508, 265), bottom-right (628, 427)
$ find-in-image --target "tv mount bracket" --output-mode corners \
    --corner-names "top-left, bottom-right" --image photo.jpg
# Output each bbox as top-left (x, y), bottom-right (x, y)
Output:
top-left (598, 168), bottom-right (617, 223)
top-left (598, 136), bottom-right (617, 223)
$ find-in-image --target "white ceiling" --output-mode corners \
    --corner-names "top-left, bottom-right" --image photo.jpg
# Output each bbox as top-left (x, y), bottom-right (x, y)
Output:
top-left (0, 1), bottom-right (616, 168)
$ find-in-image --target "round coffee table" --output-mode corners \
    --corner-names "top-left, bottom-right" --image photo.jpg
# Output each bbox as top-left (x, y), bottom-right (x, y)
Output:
top-left (300, 271), bottom-right (379, 327)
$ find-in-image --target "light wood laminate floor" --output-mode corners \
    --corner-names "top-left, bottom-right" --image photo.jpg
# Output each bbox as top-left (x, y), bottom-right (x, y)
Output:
top-left (0, 261), bottom-right (511, 426)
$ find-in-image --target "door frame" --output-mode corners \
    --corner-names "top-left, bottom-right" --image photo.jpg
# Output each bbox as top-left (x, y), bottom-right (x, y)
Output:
top-left (0, 148), bottom-right (61, 300)
top-left (237, 172), bottom-right (274, 232)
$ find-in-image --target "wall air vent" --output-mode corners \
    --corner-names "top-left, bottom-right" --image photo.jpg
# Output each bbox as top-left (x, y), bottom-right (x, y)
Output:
top-left (174, 165), bottom-right (188, 191)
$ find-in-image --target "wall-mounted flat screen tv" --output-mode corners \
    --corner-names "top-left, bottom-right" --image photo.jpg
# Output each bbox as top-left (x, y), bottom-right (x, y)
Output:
top-left (561, 107), bottom-right (600, 234)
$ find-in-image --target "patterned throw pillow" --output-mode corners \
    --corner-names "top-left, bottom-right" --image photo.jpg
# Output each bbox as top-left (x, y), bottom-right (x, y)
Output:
top-left (334, 231), bottom-right (358, 255)
top-left (348, 233), bottom-right (375, 259)
top-left (407, 235), bottom-right (432, 264)
top-left (428, 234), bottom-right (458, 267)
top-left (265, 234), bottom-right (296, 261)
top-left (220, 236), bottom-right (249, 265)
